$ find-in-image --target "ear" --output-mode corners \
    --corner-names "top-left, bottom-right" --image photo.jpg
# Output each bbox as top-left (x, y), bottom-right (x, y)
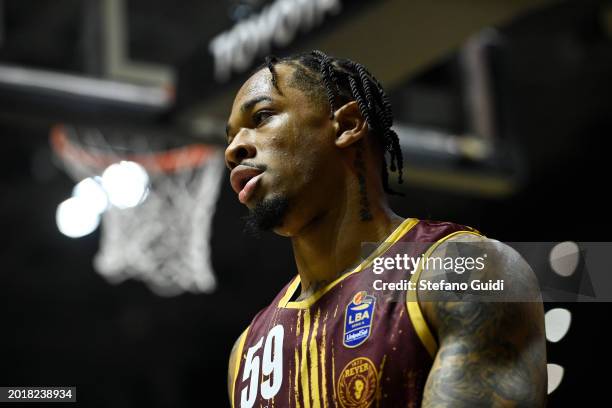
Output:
top-left (333, 100), bottom-right (368, 148)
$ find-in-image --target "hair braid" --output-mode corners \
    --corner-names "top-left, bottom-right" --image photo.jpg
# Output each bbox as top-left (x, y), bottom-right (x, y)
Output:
top-left (265, 55), bottom-right (279, 92)
top-left (326, 62), bottom-right (340, 102)
top-left (364, 68), bottom-right (404, 188)
top-left (347, 74), bottom-right (374, 131)
top-left (311, 51), bottom-right (336, 118)
top-left (356, 64), bottom-right (375, 113)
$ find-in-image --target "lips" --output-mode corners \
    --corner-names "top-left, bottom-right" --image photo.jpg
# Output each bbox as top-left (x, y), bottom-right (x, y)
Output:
top-left (230, 165), bottom-right (264, 204)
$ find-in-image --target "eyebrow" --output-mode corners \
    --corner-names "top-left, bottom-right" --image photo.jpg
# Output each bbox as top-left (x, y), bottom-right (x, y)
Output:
top-left (226, 95), bottom-right (274, 138)
top-left (240, 95), bottom-right (272, 113)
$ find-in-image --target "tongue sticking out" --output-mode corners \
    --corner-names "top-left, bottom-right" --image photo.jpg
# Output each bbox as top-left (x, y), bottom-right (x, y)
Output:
top-left (239, 173), bottom-right (263, 204)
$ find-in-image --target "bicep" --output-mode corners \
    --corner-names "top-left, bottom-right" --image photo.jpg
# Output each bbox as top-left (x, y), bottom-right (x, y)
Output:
top-left (422, 301), bottom-right (547, 407)
top-left (419, 235), bottom-right (547, 407)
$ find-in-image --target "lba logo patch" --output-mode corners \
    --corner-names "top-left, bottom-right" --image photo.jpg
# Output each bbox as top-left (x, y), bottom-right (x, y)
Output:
top-left (343, 291), bottom-right (376, 348)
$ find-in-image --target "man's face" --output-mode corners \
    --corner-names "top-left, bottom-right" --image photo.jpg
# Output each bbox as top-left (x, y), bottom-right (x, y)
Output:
top-left (225, 64), bottom-right (341, 235)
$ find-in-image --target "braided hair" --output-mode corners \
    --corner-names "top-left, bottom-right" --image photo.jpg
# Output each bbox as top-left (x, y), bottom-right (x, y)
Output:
top-left (261, 51), bottom-right (404, 196)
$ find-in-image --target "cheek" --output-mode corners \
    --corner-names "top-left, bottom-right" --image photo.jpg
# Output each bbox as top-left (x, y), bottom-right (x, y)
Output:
top-left (284, 118), bottom-right (335, 183)
top-left (260, 112), bottom-right (337, 192)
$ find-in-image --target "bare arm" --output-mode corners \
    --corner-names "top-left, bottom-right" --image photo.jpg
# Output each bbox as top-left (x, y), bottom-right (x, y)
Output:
top-left (419, 234), bottom-right (547, 407)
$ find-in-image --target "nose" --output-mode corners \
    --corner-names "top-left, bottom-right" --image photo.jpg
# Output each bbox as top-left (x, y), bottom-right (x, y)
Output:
top-left (225, 129), bottom-right (256, 170)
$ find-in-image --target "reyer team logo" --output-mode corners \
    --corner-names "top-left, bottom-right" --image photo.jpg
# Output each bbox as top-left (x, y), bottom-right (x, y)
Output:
top-left (343, 291), bottom-right (376, 348)
top-left (337, 357), bottom-right (378, 408)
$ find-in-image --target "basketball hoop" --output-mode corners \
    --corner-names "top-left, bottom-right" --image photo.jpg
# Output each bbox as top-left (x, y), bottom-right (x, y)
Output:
top-left (50, 124), bottom-right (225, 296)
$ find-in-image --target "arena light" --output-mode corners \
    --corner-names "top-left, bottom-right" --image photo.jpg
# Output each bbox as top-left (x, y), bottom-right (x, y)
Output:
top-left (549, 241), bottom-right (580, 277)
top-left (72, 177), bottom-right (109, 215)
top-left (101, 161), bottom-right (150, 209)
top-left (545, 308), bottom-right (572, 343)
top-left (56, 197), bottom-right (101, 238)
top-left (547, 363), bottom-right (564, 394)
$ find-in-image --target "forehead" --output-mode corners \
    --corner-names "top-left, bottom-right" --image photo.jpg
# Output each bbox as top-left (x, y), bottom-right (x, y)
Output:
top-left (230, 64), bottom-right (301, 113)
top-left (234, 67), bottom-right (276, 102)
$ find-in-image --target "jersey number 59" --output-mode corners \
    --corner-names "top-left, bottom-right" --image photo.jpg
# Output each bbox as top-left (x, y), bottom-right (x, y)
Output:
top-left (240, 325), bottom-right (284, 408)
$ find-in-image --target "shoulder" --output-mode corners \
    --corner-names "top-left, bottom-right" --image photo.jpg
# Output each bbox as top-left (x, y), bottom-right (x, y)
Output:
top-left (227, 327), bottom-right (249, 399)
top-left (418, 232), bottom-right (548, 406)
top-left (418, 231), bottom-right (543, 334)
top-left (424, 232), bottom-right (539, 291)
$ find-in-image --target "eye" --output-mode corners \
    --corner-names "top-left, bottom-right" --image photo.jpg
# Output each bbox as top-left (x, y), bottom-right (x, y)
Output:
top-left (253, 110), bottom-right (274, 127)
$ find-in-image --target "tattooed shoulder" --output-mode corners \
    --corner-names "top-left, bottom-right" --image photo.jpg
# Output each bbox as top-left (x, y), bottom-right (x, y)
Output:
top-left (418, 233), bottom-right (548, 407)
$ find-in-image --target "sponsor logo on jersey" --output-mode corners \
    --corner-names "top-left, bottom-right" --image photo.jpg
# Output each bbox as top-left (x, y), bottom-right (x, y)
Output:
top-left (343, 291), bottom-right (376, 348)
top-left (337, 357), bottom-right (378, 408)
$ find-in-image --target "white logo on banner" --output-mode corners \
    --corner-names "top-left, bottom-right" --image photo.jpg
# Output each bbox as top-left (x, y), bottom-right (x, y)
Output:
top-left (209, 0), bottom-right (342, 82)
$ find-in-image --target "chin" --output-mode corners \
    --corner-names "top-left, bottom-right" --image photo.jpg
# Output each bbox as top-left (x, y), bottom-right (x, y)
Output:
top-left (244, 190), bottom-right (268, 210)
top-left (242, 193), bottom-right (290, 236)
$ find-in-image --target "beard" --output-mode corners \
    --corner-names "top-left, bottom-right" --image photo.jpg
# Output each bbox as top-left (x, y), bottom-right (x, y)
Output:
top-left (243, 194), bottom-right (290, 236)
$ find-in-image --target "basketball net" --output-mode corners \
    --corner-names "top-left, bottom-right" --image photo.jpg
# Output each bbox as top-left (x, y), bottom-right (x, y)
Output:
top-left (51, 124), bottom-right (224, 296)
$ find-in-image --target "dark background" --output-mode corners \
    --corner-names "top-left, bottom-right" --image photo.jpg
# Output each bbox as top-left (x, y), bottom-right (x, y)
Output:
top-left (1, 0), bottom-right (611, 406)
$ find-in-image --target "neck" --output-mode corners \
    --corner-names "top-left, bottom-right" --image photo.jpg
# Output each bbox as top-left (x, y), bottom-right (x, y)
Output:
top-left (290, 194), bottom-right (404, 301)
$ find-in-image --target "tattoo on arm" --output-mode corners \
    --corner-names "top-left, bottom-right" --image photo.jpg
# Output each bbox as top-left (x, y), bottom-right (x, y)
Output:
top-left (420, 236), bottom-right (547, 407)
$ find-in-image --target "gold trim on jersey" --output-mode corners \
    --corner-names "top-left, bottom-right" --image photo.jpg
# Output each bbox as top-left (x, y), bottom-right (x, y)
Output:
top-left (406, 230), bottom-right (484, 359)
top-left (231, 326), bottom-right (250, 408)
top-left (278, 218), bottom-right (420, 309)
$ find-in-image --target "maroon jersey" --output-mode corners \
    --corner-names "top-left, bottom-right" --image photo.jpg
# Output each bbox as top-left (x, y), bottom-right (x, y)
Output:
top-left (231, 218), bottom-right (482, 408)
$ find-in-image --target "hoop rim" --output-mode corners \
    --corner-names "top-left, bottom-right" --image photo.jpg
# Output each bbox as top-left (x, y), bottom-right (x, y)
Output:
top-left (50, 124), bottom-right (219, 174)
